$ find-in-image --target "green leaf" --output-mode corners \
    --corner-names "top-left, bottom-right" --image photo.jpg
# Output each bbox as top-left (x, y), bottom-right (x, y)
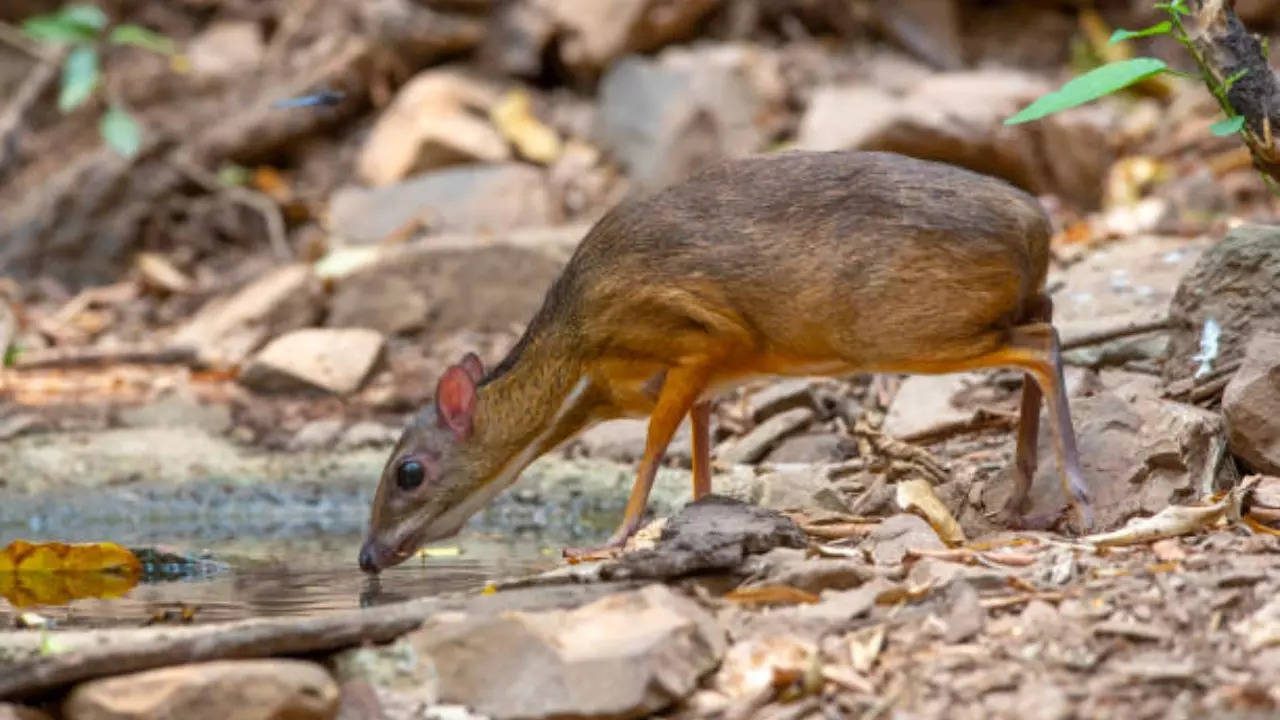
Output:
top-left (58, 46), bottom-right (100, 112)
top-left (100, 106), bottom-right (142, 157)
top-left (109, 24), bottom-right (175, 54)
top-left (1211, 115), bottom-right (1246, 136)
top-left (1005, 57), bottom-right (1168, 125)
top-left (2, 344), bottom-right (18, 368)
top-left (216, 163), bottom-right (250, 187)
top-left (21, 14), bottom-right (97, 44)
top-left (1109, 22), bottom-right (1171, 44)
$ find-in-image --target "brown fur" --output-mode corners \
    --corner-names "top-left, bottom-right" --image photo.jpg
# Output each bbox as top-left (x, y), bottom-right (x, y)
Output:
top-left (361, 150), bottom-right (1076, 571)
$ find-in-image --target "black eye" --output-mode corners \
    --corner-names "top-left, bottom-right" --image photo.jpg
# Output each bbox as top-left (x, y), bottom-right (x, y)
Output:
top-left (396, 460), bottom-right (425, 491)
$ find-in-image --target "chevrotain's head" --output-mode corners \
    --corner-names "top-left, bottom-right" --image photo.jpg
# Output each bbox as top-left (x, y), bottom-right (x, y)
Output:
top-left (358, 353), bottom-right (486, 573)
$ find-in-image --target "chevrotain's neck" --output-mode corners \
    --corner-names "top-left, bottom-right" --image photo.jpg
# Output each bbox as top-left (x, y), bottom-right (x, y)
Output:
top-left (468, 326), bottom-right (593, 481)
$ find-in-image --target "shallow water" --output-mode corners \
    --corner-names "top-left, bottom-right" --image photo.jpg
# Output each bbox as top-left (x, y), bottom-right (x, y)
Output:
top-left (0, 530), bottom-right (566, 629)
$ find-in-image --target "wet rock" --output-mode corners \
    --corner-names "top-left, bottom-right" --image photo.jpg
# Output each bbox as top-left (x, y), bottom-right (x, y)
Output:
top-left (746, 379), bottom-right (819, 423)
top-left (874, 0), bottom-right (963, 70)
top-left (990, 389), bottom-right (1234, 531)
top-left (1223, 332), bottom-right (1280, 475)
top-left (239, 328), bottom-right (384, 396)
top-left (187, 20), bottom-right (264, 79)
top-left (116, 392), bottom-right (233, 435)
top-left (595, 45), bottom-right (781, 192)
top-left (718, 407), bottom-right (815, 464)
top-left (416, 584), bottom-right (725, 719)
top-left (172, 264), bottom-right (321, 368)
top-left (883, 372), bottom-right (987, 440)
top-left (289, 418), bottom-right (346, 451)
top-left (540, 0), bottom-right (723, 80)
top-left (62, 660), bottom-right (338, 720)
top-left (615, 494), bottom-right (807, 579)
top-left (357, 69), bottom-right (508, 186)
top-left (1164, 224), bottom-right (1280, 386)
top-left (330, 163), bottom-right (555, 245)
top-left (868, 513), bottom-right (943, 566)
top-left (0, 705), bottom-right (51, 720)
top-left (795, 70), bottom-right (1118, 208)
top-left (765, 433), bottom-right (847, 464)
top-left (326, 241), bottom-right (565, 341)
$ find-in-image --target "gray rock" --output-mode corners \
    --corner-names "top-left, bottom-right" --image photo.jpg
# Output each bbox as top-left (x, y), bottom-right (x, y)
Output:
top-left (416, 584), bottom-right (725, 719)
top-left (171, 264), bottom-right (321, 368)
top-left (1222, 332), bottom-right (1280, 475)
top-left (868, 513), bottom-right (943, 566)
top-left (288, 419), bottom-right (346, 451)
top-left (752, 468), bottom-right (852, 514)
top-left (239, 328), bottom-right (384, 396)
top-left (795, 70), bottom-right (1118, 208)
top-left (718, 407), bottom-right (815, 464)
top-left (746, 379), bottom-right (819, 423)
top-left (615, 494), bottom-right (808, 580)
top-left (883, 373), bottom-right (987, 440)
top-left (595, 45), bottom-right (780, 192)
top-left (62, 660), bottom-right (338, 720)
top-left (325, 240), bottom-right (566, 341)
top-left (329, 163), bottom-right (555, 245)
top-left (1164, 224), bottom-right (1280, 386)
top-left (765, 433), bottom-right (847, 464)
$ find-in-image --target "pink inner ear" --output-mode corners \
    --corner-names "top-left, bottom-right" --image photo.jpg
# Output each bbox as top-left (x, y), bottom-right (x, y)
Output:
top-left (459, 352), bottom-right (484, 383)
top-left (435, 366), bottom-right (476, 438)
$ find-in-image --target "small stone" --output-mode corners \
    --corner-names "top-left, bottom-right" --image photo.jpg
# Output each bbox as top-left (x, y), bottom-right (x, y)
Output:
top-left (868, 513), bottom-right (943, 566)
top-left (753, 468), bottom-right (852, 514)
top-left (187, 20), bottom-right (264, 79)
top-left (718, 407), bottom-right (815, 464)
top-left (357, 69), bottom-right (509, 186)
top-left (330, 163), bottom-right (555, 245)
top-left (615, 494), bottom-right (808, 580)
top-left (289, 419), bottom-right (346, 451)
top-left (239, 328), bottom-right (384, 396)
top-left (1223, 332), bottom-right (1280, 475)
top-left (765, 433), bottom-right (846, 464)
top-left (746, 379), bottom-right (818, 423)
top-left (62, 660), bottom-right (338, 720)
top-left (340, 421), bottom-right (400, 449)
top-left (172, 264), bottom-right (321, 368)
top-left (417, 584), bottom-right (725, 719)
top-left (883, 373), bottom-right (986, 439)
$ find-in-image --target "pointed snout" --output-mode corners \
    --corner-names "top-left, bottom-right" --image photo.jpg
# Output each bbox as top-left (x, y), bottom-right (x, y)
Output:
top-left (358, 538), bottom-right (390, 574)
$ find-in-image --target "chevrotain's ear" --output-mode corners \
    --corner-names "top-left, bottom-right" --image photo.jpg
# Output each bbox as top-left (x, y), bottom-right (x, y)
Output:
top-left (459, 352), bottom-right (484, 383)
top-left (435, 365), bottom-right (477, 439)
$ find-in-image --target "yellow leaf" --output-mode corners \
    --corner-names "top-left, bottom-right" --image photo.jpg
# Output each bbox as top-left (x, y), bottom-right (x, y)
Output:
top-left (895, 479), bottom-right (965, 545)
top-left (724, 585), bottom-right (820, 607)
top-left (0, 540), bottom-right (142, 607)
top-left (490, 89), bottom-right (562, 165)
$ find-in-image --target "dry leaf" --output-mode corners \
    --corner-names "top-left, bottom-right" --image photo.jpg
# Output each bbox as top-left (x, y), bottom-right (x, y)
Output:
top-left (135, 253), bottom-right (192, 294)
top-left (847, 624), bottom-right (886, 673)
top-left (895, 478), bottom-right (965, 545)
top-left (490, 89), bottom-right (562, 165)
top-left (0, 540), bottom-right (141, 606)
top-left (252, 166), bottom-right (293, 204)
top-left (724, 585), bottom-right (820, 607)
top-left (1083, 500), bottom-right (1228, 547)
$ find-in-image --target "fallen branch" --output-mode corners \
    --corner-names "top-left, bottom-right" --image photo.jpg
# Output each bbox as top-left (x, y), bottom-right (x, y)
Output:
top-left (0, 604), bottom-right (428, 700)
top-left (12, 345), bottom-right (198, 370)
top-left (1059, 318), bottom-right (1170, 351)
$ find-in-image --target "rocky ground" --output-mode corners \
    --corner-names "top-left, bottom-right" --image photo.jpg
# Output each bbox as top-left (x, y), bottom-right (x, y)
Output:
top-left (3, 0), bottom-right (1280, 718)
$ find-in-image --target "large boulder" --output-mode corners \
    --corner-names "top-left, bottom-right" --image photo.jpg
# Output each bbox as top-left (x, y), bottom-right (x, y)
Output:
top-left (1222, 332), bottom-right (1280, 475)
top-left (1163, 224), bottom-right (1280, 387)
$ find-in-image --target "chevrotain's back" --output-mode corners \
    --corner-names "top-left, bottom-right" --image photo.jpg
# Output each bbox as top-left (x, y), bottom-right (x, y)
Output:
top-left (534, 151), bottom-right (1051, 370)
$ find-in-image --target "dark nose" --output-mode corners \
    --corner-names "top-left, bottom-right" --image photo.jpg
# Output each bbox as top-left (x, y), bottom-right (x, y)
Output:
top-left (358, 541), bottom-right (382, 574)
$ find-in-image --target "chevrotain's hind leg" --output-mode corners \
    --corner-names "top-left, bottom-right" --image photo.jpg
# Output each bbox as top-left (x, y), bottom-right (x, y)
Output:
top-left (690, 401), bottom-right (712, 500)
top-left (564, 366), bottom-right (709, 559)
top-left (1006, 295), bottom-right (1051, 528)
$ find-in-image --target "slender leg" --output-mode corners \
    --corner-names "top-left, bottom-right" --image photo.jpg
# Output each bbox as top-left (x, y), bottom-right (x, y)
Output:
top-left (1008, 295), bottom-right (1050, 522)
top-left (1009, 323), bottom-right (1093, 531)
top-left (564, 366), bottom-right (708, 557)
top-left (690, 400), bottom-right (712, 500)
